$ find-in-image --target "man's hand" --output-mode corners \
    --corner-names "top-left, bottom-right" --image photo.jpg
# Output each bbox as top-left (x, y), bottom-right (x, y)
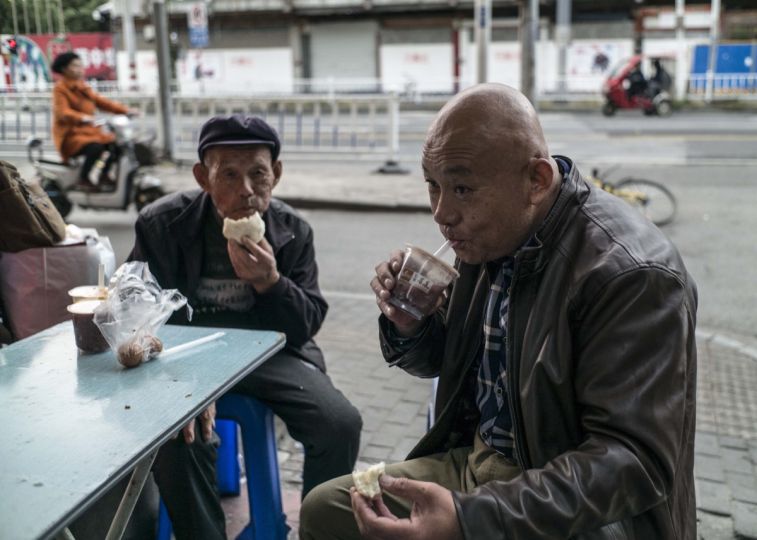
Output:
top-left (370, 250), bottom-right (427, 336)
top-left (127, 107), bottom-right (141, 118)
top-left (350, 475), bottom-right (463, 540)
top-left (182, 402), bottom-right (216, 444)
top-left (228, 237), bottom-right (280, 293)
top-left (80, 114), bottom-right (95, 124)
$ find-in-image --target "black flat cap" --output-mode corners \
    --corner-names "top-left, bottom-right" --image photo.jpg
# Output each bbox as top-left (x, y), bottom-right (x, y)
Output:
top-left (197, 114), bottom-right (281, 162)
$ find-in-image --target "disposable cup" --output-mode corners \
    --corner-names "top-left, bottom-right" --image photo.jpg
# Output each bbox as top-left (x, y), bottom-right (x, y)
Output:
top-left (387, 244), bottom-right (459, 320)
top-left (67, 300), bottom-right (109, 354)
top-left (68, 285), bottom-right (108, 303)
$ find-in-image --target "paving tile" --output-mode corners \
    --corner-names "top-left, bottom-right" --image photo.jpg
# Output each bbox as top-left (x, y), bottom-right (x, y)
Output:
top-left (696, 454), bottom-right (727, 483)
top-left (696, 431), bottom-right (721, 456)
top-left (720, 446), bottom-right (755, 475)
top-left (733, 501), bottom-right (757, 539)
top-left (696, 479), bottom-right (733, 516)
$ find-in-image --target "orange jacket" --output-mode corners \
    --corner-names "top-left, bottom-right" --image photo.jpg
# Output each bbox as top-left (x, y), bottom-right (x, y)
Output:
top-left (52, 79), bottom-right (129, 161)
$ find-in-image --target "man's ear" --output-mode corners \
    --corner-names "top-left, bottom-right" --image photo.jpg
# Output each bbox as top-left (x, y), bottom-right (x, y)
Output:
top-left (272, 160), bottom-right (282, 189)
top-left (527, 157), bottom-right (557, 205)
top-left (193, 162), bottom-right (210, 191)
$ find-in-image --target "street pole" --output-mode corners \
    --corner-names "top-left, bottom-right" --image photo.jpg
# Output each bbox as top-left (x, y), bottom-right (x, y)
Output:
top-left (474, 0), bottom-right (491, 84)
top-left (45, 0), bottom-right (54, 35)
top-left (556, 0), bottom-right (571, 96)
top-left (705, 0), bottom-right (720, 103)
top-left (675, 0), bottom-right (686, 101)
top-left (519, 0), bottom-right (536, 105)
top-left (121, 0), bottom-right (138, 90)
top-left (153, 0), bottom-right (174, 160)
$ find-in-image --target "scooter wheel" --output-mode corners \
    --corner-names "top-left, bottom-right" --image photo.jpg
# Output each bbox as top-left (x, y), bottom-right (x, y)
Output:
top-left (656, 100), bottom-right (673, 117)
top-left (601, 102), bottom-right (616, 117)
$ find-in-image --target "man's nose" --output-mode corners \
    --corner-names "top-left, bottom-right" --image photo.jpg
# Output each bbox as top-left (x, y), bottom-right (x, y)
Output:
top-left (240, 177), bottom-right (255, 197)
top-left (432, 191), bottom-right (458, 227)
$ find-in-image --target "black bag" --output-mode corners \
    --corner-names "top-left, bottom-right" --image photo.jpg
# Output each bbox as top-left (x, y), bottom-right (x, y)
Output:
top-left (0, 160), bottom-right (67, 253)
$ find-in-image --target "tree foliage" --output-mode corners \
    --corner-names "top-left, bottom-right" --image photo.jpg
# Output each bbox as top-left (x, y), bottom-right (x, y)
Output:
top-left (1, 0), bottom-right (107, 35)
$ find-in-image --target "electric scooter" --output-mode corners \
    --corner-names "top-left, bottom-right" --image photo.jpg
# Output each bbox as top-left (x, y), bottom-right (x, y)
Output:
top-left (27, 115), bottom-right (165, 218)
top-left (601, 55), bottom-right (673, 117)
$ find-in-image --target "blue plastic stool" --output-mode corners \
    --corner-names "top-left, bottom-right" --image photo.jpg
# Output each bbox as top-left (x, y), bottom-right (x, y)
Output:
top-left (157, 395), bottom-right (287, 540)
top-left (216, 418), bottom-right (241, 496)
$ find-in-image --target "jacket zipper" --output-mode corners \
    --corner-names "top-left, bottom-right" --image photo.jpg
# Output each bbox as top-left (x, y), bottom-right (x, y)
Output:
top-left (507, 254), bottom-right (532, 469)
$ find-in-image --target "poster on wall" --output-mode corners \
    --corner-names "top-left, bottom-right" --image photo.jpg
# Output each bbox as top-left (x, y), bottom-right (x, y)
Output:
top-left (0, 32), bottom-right (116, 90)
top-left (566, 40), bottom-right (632, 91)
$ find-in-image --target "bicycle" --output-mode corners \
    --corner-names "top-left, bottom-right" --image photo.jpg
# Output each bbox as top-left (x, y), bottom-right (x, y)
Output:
top-left (588, 167), bottom-right (678, 226)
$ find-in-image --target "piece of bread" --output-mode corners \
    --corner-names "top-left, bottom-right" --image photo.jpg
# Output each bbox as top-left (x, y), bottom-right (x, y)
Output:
top-left (222, 213), bottom-right (265, 244)
top-left (352, 462), bottom-right (385, 498)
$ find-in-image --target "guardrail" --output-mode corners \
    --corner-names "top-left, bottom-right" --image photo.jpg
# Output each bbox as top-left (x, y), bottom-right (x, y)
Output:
top-left (0, 92), bottom-right (402, 165)
top-left (687, 73), bottom-right (757, 100)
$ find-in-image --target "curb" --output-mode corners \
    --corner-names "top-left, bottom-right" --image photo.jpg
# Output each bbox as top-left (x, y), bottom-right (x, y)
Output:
top-left (277, 196), bottom-right (431, 214)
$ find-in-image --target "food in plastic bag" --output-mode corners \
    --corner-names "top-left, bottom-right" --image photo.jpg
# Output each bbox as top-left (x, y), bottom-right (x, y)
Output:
top-left (94, 261), bottom-right (191, 368)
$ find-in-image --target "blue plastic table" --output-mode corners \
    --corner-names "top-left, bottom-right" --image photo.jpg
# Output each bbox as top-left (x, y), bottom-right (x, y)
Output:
top-left (0, 322), bottom-right (285, 540)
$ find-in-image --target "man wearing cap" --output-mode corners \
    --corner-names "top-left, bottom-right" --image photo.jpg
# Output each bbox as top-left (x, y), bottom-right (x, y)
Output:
top-left (128, 114), bottom-right (363, 539)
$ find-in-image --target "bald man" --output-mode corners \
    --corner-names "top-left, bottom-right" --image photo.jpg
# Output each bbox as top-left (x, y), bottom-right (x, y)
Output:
top-left (299, 84), bottom-right (697, 540)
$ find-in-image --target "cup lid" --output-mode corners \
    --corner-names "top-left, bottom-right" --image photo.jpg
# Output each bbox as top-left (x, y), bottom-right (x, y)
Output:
top-left (67, 300), bottom-right (102, 315)
top-left (68, 285), bottom-right (108, 299)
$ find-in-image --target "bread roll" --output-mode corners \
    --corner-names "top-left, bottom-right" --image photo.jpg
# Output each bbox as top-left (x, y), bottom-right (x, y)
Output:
top-left (352, 462), bottom-right (385, 498)
top-left (223, 213), bottom-right (265, 244)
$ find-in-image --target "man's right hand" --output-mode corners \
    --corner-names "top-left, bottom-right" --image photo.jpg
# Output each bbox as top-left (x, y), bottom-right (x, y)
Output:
top-left (370, 250), bottom-right (426, 337)
top-left (80, 115), bottom-right (95, 124)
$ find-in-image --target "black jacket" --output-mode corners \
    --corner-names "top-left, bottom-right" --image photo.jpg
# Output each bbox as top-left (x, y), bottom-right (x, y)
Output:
top-left (128, 190), bottom-right (328, 371)
top-left (381, 158), bottom-right (697, 539)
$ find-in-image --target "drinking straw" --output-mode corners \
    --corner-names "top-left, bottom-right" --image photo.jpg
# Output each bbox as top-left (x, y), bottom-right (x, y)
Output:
top-left (98, 263), bottom-right (106, 295)
top-left (433, 239), bottom-right (452, 258)
top-left (160, 332), bottom-right (226, 358)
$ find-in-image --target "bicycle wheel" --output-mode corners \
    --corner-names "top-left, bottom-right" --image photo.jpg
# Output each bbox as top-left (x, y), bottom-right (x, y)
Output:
top-left (614, 178), bottom-right (677, 226)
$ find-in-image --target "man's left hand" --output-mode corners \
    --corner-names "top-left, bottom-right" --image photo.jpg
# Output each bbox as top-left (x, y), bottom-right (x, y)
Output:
top-left (350, 474), bottom-right (463, 540)
top-left (181, 402), bottom-right (216, 444)
top-left (228, 237), bottom-right (280, 293)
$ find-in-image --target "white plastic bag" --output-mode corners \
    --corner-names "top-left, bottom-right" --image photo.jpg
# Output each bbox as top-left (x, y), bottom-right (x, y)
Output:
top-left (94, 261), bottom-right (191, 367)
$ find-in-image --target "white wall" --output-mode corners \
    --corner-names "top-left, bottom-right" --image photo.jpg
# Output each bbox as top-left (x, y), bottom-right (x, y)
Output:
top-left (177, 48), bottom-right (293, 94)
top-left (380, 43), bottom-right (454, 93)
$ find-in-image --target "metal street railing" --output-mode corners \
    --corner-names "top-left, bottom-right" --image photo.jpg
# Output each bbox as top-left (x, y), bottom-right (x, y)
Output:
top-left (0, 92), bottom-right (401, 164)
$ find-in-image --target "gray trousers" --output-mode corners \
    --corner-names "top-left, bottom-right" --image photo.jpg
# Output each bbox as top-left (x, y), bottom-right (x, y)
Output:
top-left (299, 431), bottom-right (520, 540)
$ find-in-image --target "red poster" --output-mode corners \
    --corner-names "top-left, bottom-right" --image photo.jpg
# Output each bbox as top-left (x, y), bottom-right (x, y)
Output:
top-left (28, 33), bottom-right (117, 81)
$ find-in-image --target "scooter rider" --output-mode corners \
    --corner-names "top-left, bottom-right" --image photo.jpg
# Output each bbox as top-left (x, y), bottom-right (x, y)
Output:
top-left (51, 52), bottom-right (138, 192)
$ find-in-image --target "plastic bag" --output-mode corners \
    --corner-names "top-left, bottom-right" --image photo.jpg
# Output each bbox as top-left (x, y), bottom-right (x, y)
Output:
top-left (94, 261), bottom-right (192, 368)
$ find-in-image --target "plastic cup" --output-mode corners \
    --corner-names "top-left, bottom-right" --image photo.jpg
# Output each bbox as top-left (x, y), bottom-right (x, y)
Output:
top-left (67, 300), bottom-right (110, 354)
top-left (387, 244), bottom-right (459, 320)
top-left (68, 285), bottom-right (108, 303)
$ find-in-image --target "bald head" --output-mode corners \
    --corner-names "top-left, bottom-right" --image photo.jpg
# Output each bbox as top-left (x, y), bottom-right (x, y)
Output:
top-left (424, 83), bottom-right (550, 173)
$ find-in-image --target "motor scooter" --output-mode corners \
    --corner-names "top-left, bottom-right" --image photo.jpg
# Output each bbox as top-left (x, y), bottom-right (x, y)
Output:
top-left (601, 55), bottom-right (673, 117)
top-left (27, 115), bottom-right (165, 218)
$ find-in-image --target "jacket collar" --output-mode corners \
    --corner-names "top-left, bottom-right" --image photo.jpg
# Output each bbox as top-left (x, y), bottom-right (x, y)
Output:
top-left (518, 156), bottom-right (589, 273)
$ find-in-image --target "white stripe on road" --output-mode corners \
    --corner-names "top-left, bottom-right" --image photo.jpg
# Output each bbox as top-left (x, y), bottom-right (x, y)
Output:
top-left (323, 290), bottom-right (375, 301)
top-left (696, 328), bottom-right (757, 362)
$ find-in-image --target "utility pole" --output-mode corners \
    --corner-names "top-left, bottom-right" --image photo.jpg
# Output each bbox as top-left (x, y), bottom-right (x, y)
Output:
top-left (556, 0), bottom-right (570, 95)
top-left (153, 0), bottom-right (174, 160)
top-left (705, 0), bottom-right (720, 103)
top-left (10, 0), bottom-right (20, 36)
top-left (45, 0), bottom-right (54, 34)
top-left (474, 0), bottom-right (491, 83)
top-left (675, 0), bottom-right (686, 101)
top-left (121, 0), bottom-right (138, 90)
top-left (519, 0), bottom-right (537, 105)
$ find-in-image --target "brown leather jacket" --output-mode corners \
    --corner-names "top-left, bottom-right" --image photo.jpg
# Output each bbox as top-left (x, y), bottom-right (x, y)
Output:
top-left (380, 158), bottom-right (697, 539)
top-left (52, 78), bottom-right (129, 160)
